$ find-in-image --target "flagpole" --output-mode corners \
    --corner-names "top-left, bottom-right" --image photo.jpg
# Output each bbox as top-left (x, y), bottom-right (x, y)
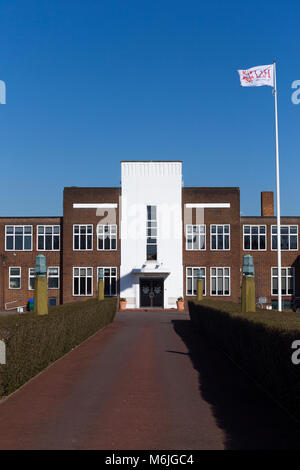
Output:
top-left (273, 60), bottom-right (282, 312)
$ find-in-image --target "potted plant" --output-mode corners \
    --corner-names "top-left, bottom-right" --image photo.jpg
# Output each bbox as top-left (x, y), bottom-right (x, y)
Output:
top-left (119, 297), bottom-right (127, 310)
top-left (177, 296), bottom-right (184, 311)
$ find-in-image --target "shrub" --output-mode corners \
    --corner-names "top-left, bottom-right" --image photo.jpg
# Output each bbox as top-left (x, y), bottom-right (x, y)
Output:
top-left (0, 298), bottom-right (116, 397)
top-left (189, 299), bottom-right (300, 420)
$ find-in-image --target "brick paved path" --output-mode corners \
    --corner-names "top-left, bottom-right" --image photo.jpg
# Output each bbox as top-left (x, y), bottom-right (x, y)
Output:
top-left (0, 310), bottom-right (300, 450)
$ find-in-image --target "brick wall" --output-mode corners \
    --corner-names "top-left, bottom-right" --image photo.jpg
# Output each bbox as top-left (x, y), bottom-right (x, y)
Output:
top-left (62, 187), bottom-right (121, 304)
top-left (0, 217), bottom-right (62, 311)
top-left (241, 216), bottom-right (300, 304)
top-left (182, 187), bottom-right (241, 303)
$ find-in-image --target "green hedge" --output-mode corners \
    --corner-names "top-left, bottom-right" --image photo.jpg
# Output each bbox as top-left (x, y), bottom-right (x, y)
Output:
top-left (189, 300), bottom-right (300, 420)
top-left (0, 298), bottom-right (117, 397)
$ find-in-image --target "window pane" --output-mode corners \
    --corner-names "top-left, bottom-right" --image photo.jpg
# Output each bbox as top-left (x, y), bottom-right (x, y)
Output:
top-left (15, 236), bottom-right (23, 250)
top-left (74, 277), bottom-right (79, 295)
top-left (290, 236), bottom-right (297, 249)
top-left (53, 236), bottom-right (60, 250)
top-left (6, 236), bottom-right (13, 250)
top-left (244, 235), bottom-right (250, 250)
top-left (45, 235), bottom-right (52, 250)
top-left (260, 235), bottom-right (266, 250)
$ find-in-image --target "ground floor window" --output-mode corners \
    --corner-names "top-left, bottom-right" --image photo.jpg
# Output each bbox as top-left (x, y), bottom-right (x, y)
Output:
top-left (73, 267), bottom-right (93, 296)
top-left (186, 267), bottom-right (206, 296)
top-left (271, 267), bottom-right (294, 296)
top-left (210, 267), bottom-right (230, 296)
top-left (29, 268), bottom-right (35, 290)
top-left (98, 267), bottom-right (117, 296)
top-left (29, 266), bottom-right (60, 290)
top-left (48, 267), bottom-right (59, 289)
top-left (9, 267), bottom-right (21, 289)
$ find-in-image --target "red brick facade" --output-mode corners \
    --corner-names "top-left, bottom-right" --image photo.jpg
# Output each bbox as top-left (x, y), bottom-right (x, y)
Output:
top-left (0, 185), bottom-right (299, 311)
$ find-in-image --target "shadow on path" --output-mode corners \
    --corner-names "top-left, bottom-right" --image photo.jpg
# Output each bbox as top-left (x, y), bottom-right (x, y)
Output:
top-left (172, 319), bottom-right (300, 450)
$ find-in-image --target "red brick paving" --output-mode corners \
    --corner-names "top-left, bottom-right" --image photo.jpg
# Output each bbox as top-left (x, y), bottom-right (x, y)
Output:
top-left (0, 310), bottom-right (300, 449)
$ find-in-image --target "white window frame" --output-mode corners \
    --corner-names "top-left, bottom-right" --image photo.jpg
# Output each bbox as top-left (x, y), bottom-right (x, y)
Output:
top-left (210, 267), bottom-right (231, 296)
top-left (146, 205), bottom-right (158, 261)
top-left (47, 267), bottom-right (60, 290)
top-left (73, 224), bottom-right (93, 251)
top-left (73, 267), bottom-right (93, 296)
top-left (271, 267), bottom-right (295, 296)
top-left (97, 224), bottom-right (117, 251)
top-left (5, 225), bottom-right (33, 251)
top-left (28, 268), bottom-right (35, 290)
top-left (37, 225), bottom-right (60, 251)
top-left (271, 225), bottom-right (298, 251)
top-left (97, 267), bottom-right (117, 297)
top-left (9, 267), bottom-right (21, 290)
top-left (186, 225), bottom-right (206, 251)
top-left (186, 267), bottom-right (206, 296)
top-left (210, 225), bottom-right (230, 251)
top-left (243, 225), bottom-right (267, 251)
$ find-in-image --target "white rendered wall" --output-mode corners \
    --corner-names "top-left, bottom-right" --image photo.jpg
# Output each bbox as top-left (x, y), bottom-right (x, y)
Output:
top-left (120, 162), bottom-right (183, 308)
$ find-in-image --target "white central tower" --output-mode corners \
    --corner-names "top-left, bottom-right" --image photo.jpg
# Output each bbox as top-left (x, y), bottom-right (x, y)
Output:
top-left (120, 161), bottom-right (183, 309)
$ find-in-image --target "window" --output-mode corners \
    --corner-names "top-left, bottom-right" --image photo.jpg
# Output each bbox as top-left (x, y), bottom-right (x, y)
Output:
top-left (186, 267), bottom-right (206, 296)
top-left (73, 267), bottom-right (93, 296)
top-left (211, 225), bottom-right (230, 250)
top-left (29, 268), bottom-right (35, 290)
top-left (243, 225), bottom-right (266, 250)
top-left (48, 267), bottom-right (59, 289)
top-left (186, 225), bottom-right (206, 250)
top-left (73, 225), bottom-right (93, 250)
top-left (97, 225), bottom-right (117, 250)
top-left (5, 226), bottom-right (32, 251)
top-left (9, 267), bottom-right (21, 289)
top-left (37, 225), bottom-right (60, 250)
top-left (271, 267), bottom-right (295, 296)
top-left (98, 267), bottom-right (117, 296)
top-left (210, 267), bottom-right (230, 296)
top-left (29, 267), bottom-right (59, 290)
top-left (271, 225), bottom-right (298, 250)
top-left (146, 206), bottom-right (157, 261)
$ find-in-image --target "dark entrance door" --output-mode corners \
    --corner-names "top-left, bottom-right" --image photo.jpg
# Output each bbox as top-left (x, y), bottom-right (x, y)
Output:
top-left (140, 278), bottom-right (164, 308)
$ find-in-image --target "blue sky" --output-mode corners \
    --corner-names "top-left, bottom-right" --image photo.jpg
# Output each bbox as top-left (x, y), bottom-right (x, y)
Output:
top-left (0, 0), bottom-right (299, 216)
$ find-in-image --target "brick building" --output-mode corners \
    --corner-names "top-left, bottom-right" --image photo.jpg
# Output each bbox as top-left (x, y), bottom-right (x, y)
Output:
top-left (0, 161), bottom-right (299, 311)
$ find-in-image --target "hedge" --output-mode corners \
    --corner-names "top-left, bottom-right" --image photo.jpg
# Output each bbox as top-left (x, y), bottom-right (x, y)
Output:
top-left (0, 298), bottom-right (117, 397)
top-left (189, 299), bottom-right (300, 420)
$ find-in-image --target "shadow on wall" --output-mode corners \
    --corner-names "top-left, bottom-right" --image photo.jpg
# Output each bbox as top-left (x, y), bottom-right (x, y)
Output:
top-left (171, 318), bottom-right (300, 450)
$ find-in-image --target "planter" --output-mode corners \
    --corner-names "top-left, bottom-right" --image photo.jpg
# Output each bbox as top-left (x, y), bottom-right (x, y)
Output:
top-left (119, 300), bottom-right (127, 310)
top-left (177, 300), bottom-right (184, 311)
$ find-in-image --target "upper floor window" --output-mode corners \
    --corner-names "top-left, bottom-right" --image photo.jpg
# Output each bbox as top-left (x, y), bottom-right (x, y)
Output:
top-left (73, 225), bottom-right (93, 250)
top-left (146, 206), bottom-right (157, 261)
top-left (243, 225), bottom-right (266, 250)
top-left (186, 267), bottom-right (206, 296)
top-left (5, 225), bottom-right (32, 251)
top-left (186, 225), bottom-right (206, 250)
top-left (9, 267), bottom-right (21, 289)
top-left (37, 225), bottom-right (60, 251)
top-left (210, 267), bottom-right (230, 296)
top-left (211, 225), bottom-right (230, 250)
top-left (271, 225), bottom-right (298, 250)
top-left (97, 225), bottom-right (117, 250)
top-left (271, 267), bottom-right (294, 296)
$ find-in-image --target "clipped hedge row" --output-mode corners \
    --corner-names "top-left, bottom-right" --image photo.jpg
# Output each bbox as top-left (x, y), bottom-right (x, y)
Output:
top-left (0, 298), bottom-right (116, 397)
top-left (189, 300), bottom-right (300, 420)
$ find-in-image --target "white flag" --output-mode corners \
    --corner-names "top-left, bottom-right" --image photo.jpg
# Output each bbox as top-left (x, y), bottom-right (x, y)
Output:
top-left (237, 64), bottom-right (274, 87)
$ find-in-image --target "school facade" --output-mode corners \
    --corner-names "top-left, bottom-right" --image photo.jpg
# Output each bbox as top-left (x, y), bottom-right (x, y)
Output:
top-left (0, 161), bottom-right (299, 311)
